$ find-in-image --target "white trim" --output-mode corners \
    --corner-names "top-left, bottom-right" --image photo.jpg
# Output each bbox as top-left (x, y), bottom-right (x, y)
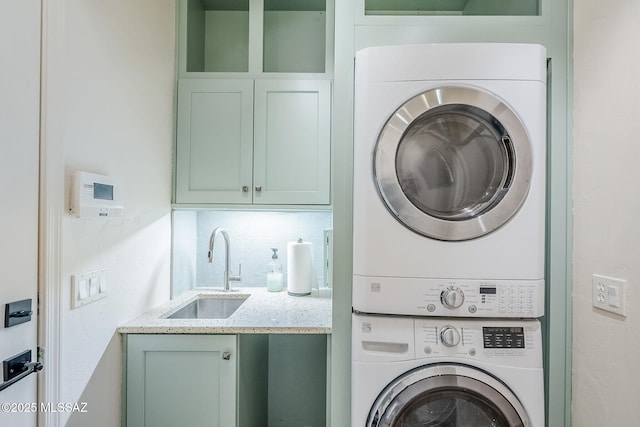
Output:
top-left (38, 0), bottom-right (65, 426)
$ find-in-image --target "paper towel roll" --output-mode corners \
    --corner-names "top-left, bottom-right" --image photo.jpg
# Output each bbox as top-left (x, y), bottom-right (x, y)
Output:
top-left (287, 240), bottom-right (315, 296)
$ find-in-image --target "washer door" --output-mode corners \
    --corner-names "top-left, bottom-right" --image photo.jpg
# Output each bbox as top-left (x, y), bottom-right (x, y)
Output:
top-left (374, 86), bottom-right (532, 241)
top-left (367, 364), bottom-right (530, 427)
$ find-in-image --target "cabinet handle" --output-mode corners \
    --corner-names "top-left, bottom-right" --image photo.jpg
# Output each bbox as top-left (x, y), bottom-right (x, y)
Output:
top-left (242, 186), bottom-right (249, 192)
top-left (255, 186), bottom-right (262, 192)
top-left (222, 352), bottom-right (231, 360)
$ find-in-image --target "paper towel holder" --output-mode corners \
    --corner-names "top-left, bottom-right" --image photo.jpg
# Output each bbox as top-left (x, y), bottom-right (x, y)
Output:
top-left (287, 238), bottom-right (314, 297)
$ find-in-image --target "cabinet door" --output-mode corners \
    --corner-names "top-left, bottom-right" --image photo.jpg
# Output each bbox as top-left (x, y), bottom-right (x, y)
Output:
top-left (176, 79), bottom-right (254, 204)
top-left (253, 79), bottom-right (331, 205)
top-left (126, 334), bottom-right (237, 427)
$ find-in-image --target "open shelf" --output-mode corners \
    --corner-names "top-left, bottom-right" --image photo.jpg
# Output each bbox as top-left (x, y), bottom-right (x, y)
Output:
top-left (238, 334), bottom-right (328, 427)
top-left (183, 0), bottom-right (328, 74)
top-left (364, 0), bottom-right (540, 16)
top-left (186, 0), bottom-right (250, 72)
top-left (263, 0), bottom-right (326, 73)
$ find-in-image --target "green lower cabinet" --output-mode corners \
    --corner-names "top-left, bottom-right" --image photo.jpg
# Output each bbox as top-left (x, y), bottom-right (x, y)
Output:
top-left (125, 334), bottom-right (237, 427)
top-left (125, 334), bottom-right (328, 427)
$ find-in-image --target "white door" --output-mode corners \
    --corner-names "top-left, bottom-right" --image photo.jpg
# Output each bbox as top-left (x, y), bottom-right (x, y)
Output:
top-left (0, 1), bottom-right (41, 426)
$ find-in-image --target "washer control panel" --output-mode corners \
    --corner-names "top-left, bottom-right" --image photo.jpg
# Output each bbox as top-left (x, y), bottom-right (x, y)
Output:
top-left (352, 275), bottom-right (545, 317)
top-left (352, 314), bottom-right (542, 367)
top-left (414, 319), bottom-right (540, 365)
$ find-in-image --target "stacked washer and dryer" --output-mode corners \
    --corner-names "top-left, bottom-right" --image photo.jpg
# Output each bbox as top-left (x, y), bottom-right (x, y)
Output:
top-left (351, 43), bottom-right (547, 427)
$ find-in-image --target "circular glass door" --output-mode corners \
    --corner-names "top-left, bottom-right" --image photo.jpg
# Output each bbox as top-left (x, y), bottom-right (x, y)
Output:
top-left (367, 365), bottom-right (529, 427)
top-left (374, 86), bottom-right (532, 241)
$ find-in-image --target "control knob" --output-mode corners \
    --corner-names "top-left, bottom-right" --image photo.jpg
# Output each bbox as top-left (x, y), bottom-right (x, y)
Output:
top-left (440, 325), bottom-right (461, 347)
top-left (440, 286), bottom-right (465, 309)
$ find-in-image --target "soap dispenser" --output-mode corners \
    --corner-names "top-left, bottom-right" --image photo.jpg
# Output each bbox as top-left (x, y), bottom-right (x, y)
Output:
top-left (267, 248), bottom-right (284, 292)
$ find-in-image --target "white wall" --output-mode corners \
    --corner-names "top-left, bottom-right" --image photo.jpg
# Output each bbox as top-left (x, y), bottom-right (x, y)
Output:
top-left (573, 1), bottom-right (640, 425)
top-left (58, 1), bottom-right (175, 425)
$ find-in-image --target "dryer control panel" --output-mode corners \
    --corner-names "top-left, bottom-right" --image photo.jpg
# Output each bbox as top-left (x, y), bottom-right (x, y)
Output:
top-left (353, 275), bottom-right (545, 318)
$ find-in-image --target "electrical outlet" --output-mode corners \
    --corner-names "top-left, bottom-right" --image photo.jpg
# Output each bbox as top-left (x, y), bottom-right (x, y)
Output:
top-left (592, 274), bottom-right (627, 317)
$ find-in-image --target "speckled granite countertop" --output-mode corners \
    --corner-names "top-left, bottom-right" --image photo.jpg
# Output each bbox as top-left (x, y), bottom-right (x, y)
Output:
top-left (117, 287), bottom-right (332, 334)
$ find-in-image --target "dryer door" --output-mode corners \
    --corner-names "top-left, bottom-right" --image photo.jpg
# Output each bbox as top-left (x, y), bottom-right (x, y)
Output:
top-left (367, 364), bottom-right (530, 427)
top-left (374, 86), bottom-right (532, 241)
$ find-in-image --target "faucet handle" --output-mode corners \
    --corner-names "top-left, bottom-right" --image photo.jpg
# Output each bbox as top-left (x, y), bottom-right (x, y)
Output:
top-left (229, 264), bottom-right (242, 282)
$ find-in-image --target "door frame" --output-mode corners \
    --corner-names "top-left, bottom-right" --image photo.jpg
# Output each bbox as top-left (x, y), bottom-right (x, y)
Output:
top-left (38, 1), bottom-right (66, 425)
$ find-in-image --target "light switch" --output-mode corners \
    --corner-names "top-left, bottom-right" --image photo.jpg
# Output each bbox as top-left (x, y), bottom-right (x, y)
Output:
top-left (99, 274), bottom-right (108, 293)
top-left (78, 279), bottom-right (88, 299)
top-left (592, 274), bottom-right (627, 317)
top-left (89, 277), bottom-right (99, 296)
top-left (71, 268), bottom-right (109, 309)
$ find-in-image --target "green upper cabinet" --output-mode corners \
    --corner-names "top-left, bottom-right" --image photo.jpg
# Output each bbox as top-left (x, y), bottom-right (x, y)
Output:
top-left (253, 79), bottom-right (331, 205)
top-left (175, 78), bottom-right (331, 205)
top-left (174, 0), bottom-right (334, 206)
top-left (176, 79), bottom-right (254, 204)
top-left (178, 0), bottom-right (333, 77)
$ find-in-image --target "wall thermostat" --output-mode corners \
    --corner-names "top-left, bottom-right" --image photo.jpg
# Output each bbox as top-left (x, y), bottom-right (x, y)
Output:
top-left (69, 171), bottom-right (123, 218)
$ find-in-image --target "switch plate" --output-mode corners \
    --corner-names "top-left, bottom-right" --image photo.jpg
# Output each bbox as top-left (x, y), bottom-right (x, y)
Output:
top-left (592, 274), bottom-right (627, 317)
top-left (71, 268), bottom-right (109, 309)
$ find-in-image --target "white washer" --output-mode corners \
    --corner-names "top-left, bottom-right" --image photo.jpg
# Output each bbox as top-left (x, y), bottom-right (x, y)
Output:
top-left (352, 43), bottom-right (547, 318)
top-left (352, 314), bottom-right (544, 427)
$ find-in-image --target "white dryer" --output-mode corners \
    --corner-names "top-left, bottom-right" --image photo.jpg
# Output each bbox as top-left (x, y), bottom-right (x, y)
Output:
top-left (352, 43), bottom-right (547, 318)
top-left (352, 314), bottom-right (544, 427)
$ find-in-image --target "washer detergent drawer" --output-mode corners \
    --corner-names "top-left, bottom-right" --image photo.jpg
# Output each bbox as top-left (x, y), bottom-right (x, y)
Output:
top-left (352, 314), bottom-right (415, 362)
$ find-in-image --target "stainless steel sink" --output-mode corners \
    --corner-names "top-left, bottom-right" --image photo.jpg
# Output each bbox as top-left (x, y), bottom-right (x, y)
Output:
top-left (166, 296), bottom-right (248, 319)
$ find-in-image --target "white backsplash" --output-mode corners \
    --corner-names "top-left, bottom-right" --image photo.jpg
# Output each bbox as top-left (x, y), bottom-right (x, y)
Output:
top-left (172, 210), bottom-right (332, 296)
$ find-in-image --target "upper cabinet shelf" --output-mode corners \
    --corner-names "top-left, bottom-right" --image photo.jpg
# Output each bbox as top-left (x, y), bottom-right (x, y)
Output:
top-left (179, 0), bottom-right (333, 77)
top-left (362, 0), bottom-right (540, 16)
top-left (263, 0), bottom-right (327, 73)
top-left (185, 0), bottom-right (250, 73)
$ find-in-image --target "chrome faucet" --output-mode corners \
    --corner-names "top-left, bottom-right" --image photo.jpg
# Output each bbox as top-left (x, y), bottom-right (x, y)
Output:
top-left (208, 227), bottom-right (241, 291)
